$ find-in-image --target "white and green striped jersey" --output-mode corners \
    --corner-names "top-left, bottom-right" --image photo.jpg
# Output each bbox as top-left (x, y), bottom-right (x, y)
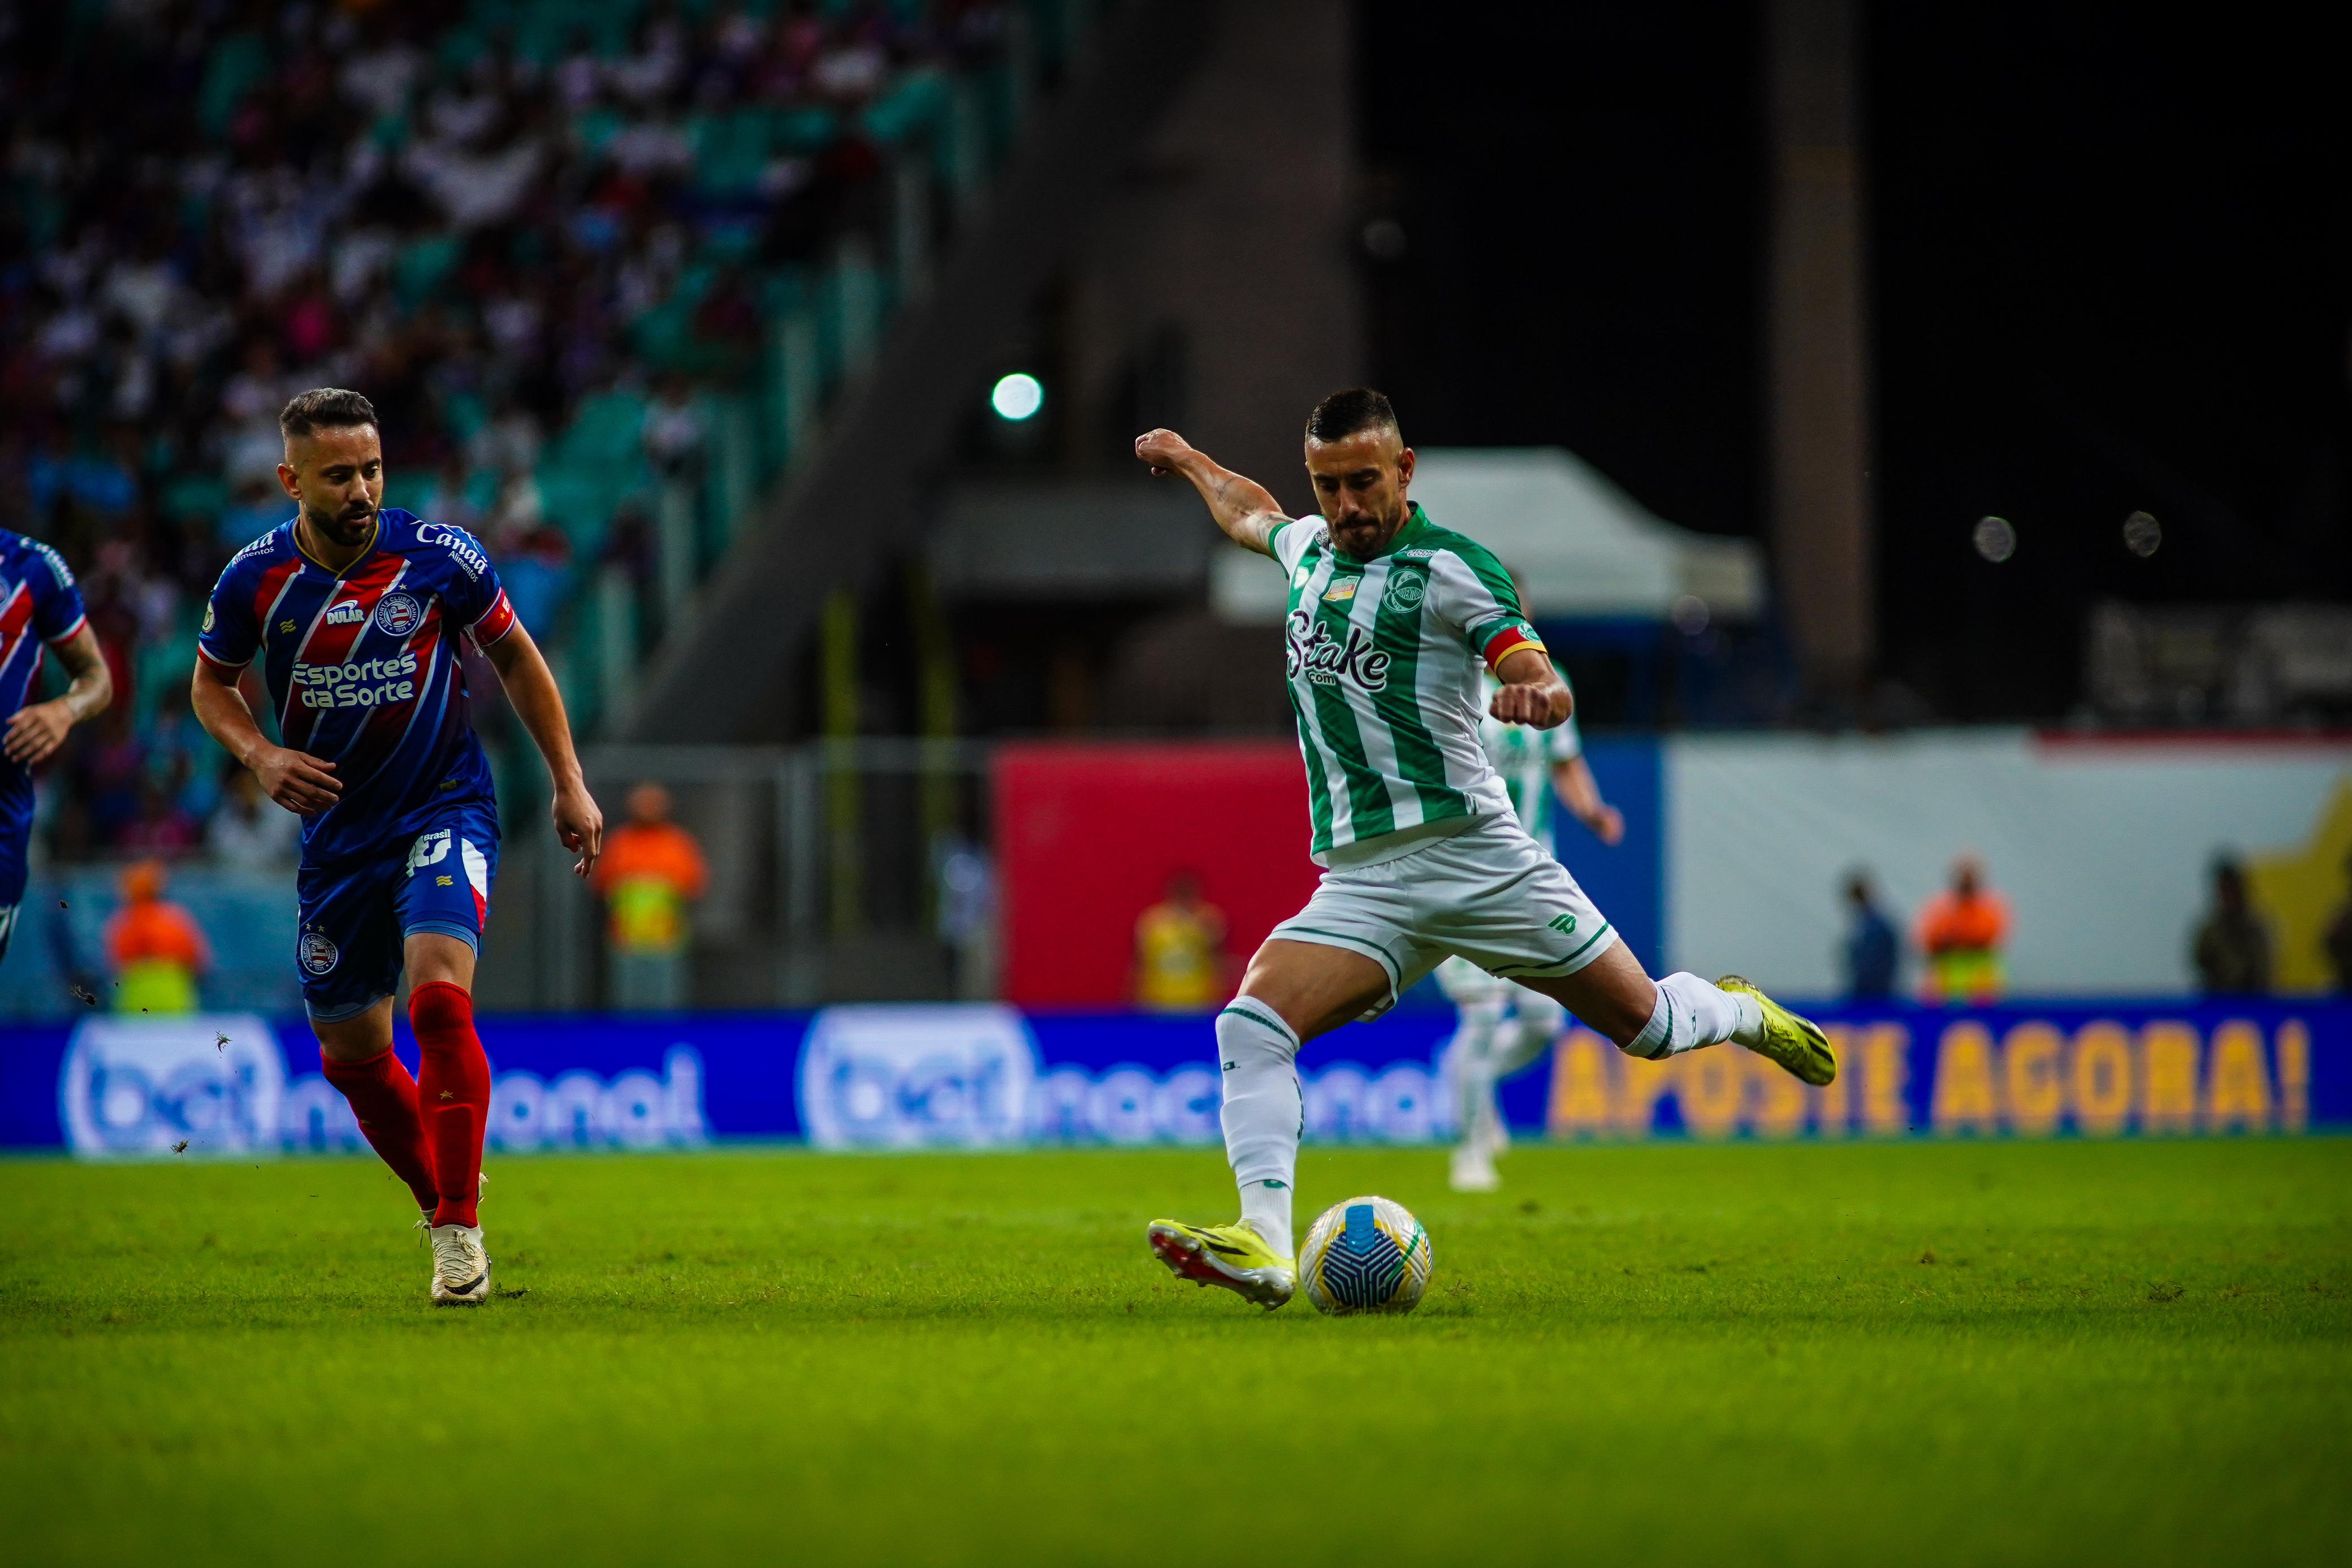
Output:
top-left (1477, 670), bottom-right (1583, 841)
top-left (1271, 504), bottom-right (1549, 866)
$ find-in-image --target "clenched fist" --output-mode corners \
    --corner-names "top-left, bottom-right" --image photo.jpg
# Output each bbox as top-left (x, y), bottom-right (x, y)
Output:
top-left (1134, 428), bottom-right (1195, 476)
top-left (1489, 680), bottom-right (1570, 729)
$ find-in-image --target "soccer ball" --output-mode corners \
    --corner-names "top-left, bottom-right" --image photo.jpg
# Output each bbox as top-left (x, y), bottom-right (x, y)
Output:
top-left (1298, 1195), bottom-right (1433, 1315)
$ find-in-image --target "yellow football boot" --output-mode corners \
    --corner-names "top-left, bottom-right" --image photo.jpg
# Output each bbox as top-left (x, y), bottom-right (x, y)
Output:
top-left (1146, 1218), bottom-right (1296, 1310)
top-left (1717, 976), bottom-right (1837, 1086)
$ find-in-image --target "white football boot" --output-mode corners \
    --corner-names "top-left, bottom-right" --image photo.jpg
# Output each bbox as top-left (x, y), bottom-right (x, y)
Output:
top-left (1450, 1096), bottom-right (1507, 1192)
top-left (1449, 1140), bottom-right (1501, 1193)
top-left (430, 1223), bottom-right (492, 1305)
top-left (417, 1174), bottom-right (491, 1305)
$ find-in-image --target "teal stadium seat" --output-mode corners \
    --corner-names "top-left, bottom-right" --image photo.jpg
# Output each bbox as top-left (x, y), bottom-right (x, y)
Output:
top-left (861, 68), bottom-right (949, 147)
top-left (197, 32), bottom-right (270, 138)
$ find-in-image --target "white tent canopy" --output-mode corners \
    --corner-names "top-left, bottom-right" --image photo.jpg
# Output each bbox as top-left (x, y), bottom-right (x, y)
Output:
top-left (1210, 447), bottom-right (1767, 625)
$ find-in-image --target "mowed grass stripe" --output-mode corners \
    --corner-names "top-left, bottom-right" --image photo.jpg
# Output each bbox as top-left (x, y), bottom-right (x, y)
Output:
top-left (2, 1138), bottom-right (2347, 1566)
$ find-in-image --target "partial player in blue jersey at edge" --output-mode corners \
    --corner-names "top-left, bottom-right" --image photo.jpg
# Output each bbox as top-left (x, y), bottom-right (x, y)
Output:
top-left (191, 388), bottom-right (604, 1306)
top-left (0, 532), bottom-right (116, 963)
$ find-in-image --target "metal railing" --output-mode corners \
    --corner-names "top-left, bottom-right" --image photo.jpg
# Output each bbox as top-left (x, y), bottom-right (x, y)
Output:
top-left (504, 740), bottom-right (995, 1012)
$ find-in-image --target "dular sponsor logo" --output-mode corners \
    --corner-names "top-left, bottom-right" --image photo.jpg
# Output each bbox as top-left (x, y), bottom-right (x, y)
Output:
top-left (798, 1004), bottom-right (1038, 1149)
top-left (60, 1015), bottom-right (284, 1158)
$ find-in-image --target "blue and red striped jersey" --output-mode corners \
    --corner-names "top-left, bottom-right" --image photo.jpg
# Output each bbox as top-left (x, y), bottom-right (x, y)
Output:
top-left (198, 509), bottom-right (518, 867)
top-left (0, 528), bottom-right (92, 823)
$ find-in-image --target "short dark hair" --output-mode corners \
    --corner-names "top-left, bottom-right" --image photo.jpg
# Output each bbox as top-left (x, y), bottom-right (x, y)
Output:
top-left (279, 387), bottom-right (379, 441)
top-left (1305, 387), bottom-right (1400, 444)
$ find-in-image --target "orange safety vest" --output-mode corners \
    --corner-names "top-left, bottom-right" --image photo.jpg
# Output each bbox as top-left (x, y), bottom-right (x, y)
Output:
top-left (1916, 890), bottom-right (2009, 1003)
top-left (591, 822), bottom-right (710, 954)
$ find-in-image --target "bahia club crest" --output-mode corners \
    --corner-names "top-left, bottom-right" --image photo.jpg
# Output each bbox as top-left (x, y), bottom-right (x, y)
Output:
top-left (374, 591), bottom-right (423, 638)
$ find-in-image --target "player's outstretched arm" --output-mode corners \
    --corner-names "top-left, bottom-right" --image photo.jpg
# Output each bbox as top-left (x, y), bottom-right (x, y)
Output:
top-left (3, 624), bottom-right (111, 766)
top-left (1489, 646), bottom-right (1573, 730)
top-left (190, 659), bottom-right (342, 813)
top-left (481, 620), bottom-right (605, 878)
top-left (1134, 428), bottom-right (1289, 556)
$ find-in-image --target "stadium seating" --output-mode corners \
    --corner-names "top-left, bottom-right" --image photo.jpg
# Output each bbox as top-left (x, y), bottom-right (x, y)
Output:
top-left (0, 0), bottom-right (1067, 875)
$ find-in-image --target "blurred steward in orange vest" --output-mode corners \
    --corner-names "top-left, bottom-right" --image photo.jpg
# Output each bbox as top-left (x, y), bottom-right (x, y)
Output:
top-left (1133, 869), bottom-right (1229, 1012)
top-left (104, 860), bottom-right (210, 1014)
top-left (590, 782), bottom-right (708, 1011)
top-left (1916, 852), bottom-right (2009, 1004)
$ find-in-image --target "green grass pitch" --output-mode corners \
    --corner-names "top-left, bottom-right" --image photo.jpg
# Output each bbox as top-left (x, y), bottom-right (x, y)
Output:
top-left (4, 1137), bottom-right (2349, 1565)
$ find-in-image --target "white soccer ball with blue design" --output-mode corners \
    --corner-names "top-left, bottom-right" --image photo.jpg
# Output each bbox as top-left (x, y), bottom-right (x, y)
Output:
top-left (1298, 1194), bottom-right (1433, 1315)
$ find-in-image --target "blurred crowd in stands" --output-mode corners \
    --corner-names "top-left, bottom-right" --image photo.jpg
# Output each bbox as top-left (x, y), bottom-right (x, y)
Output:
top-left (0, 0), bottom-right (1005, 865)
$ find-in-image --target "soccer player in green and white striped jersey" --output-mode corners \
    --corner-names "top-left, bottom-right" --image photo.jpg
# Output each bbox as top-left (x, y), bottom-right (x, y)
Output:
top-left (1136, 388), bottom-right (1835, 1310)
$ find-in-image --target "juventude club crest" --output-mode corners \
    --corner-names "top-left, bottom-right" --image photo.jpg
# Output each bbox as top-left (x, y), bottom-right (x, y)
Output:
top-left (1381, 569), bottom-right (1426, 613)
top-left (299, 929), bottom-right (339, 976)
top-left (374, 590), bottom-right (423, 637)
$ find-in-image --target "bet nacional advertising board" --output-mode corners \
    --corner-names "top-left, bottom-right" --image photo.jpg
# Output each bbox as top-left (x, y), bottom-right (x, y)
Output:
top-left (0, 1001), bottom-right (2343, 1157)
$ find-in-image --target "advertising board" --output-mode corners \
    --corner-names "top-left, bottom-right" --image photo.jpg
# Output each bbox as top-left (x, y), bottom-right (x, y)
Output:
top-left (0, 1000), bottom-right (2341, 1156)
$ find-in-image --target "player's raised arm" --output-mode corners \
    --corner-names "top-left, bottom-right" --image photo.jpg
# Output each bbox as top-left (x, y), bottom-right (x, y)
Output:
top-left (1134, 429), bottom-right (1289, 556)
top-left (479, 618), bottom-right (604, 877)
top-left (1489, 645), bottom-right (1573, 730)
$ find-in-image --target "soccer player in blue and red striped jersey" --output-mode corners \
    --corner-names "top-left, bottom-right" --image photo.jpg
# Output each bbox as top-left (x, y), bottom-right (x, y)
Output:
top-left (0, 531), bottom-right (114, 961)
top-left (191, 388), bottom-right (604, 1305)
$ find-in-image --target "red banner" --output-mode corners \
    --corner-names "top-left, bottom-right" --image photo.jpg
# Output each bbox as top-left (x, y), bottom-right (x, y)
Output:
top-left (992, 740), bottom-right (1322, 1007)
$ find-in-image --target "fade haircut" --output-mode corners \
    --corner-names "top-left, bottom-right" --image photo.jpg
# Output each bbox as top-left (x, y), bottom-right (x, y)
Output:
top-left (1305, 387), bottom-right (1400, 444)
top-left (279, 387), bottom-right (379, 441)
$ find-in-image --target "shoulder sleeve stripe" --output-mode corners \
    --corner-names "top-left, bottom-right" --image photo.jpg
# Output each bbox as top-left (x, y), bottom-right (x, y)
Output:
top-left (196, 642), bottom-right (252, 671)
top-left (42, 610), bottom-right (88, 646)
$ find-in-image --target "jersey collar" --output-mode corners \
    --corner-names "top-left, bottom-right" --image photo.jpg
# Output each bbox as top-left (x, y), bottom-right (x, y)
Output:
top-left (292, 512), bottom-right (381, 579)
top-left (1333, 503), bottom-right (1430, 564)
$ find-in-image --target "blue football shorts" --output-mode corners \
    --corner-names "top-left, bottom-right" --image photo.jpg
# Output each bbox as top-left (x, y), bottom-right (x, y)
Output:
top-left (295, 800), bottom-right (501, 1023)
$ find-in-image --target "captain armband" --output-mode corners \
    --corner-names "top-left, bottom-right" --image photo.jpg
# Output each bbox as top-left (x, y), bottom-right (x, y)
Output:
top-left (1476, 618), bottom-right (1545, 672)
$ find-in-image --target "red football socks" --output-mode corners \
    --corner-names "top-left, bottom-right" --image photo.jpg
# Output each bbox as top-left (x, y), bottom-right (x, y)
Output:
top-left (410, 981), bottom-right (491, 1229)
top-left (319, 1046), bottom-right (438, 1213)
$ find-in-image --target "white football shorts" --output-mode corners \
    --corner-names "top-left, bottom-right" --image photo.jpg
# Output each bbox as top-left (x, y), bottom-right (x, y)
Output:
top-left (1269, 813), bottom-right (1618, 1017)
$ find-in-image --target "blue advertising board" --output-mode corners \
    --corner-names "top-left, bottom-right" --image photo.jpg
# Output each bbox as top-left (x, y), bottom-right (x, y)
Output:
top-left (2, 999), bottom-right (2344, 1158)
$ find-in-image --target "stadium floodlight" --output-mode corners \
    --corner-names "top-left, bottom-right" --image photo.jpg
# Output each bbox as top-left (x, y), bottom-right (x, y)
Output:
top-left (990, 372), bottom-right (1044, 421)
top-left (1973, 516), bottom-right (2017, 563)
